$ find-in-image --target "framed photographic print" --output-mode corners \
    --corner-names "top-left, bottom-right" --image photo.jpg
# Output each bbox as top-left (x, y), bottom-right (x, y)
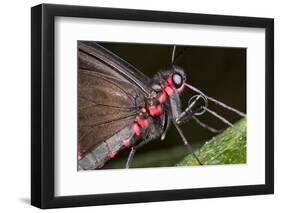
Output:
top-left (31, 3), bottom-right (274, 209)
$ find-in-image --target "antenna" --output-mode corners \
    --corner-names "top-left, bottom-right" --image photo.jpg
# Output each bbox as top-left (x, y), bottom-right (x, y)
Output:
top-left (171, 45), bottom-right (176, 65)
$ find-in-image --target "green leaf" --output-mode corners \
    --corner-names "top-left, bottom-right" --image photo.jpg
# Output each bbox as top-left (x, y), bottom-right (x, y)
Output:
top-left (176, 118), bottom-right (247, 166)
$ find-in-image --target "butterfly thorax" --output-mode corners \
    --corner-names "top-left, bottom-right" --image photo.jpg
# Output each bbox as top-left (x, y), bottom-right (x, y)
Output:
top-left (129, 67), bottom-right (186, 138)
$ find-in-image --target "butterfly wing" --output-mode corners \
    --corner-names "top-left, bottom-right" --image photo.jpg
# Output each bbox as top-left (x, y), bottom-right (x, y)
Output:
top-left (78, 41), bottom-right (151, 159)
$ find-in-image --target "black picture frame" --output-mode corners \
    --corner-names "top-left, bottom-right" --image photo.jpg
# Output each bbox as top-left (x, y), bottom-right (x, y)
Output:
top-left (31, 3), bottom-right (274, 209)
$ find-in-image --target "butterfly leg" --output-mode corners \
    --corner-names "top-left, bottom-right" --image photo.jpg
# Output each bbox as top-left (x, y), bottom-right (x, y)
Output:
top-left (169, 93), bottom-right (203, 165)
top-left (191, 116), bottom-right (222, 133)
top-left (175, 95), bottom-right (207, 124)
top-left (126, 148), bottom-right (136, 169)
top-left (160, 111), bottom-right (171, 141)
top-left (177, 94), bottom-right (244, 134)
top-left (175, 95), bottom-right (221, 133)
top-left (125, 138), bottom-right (150, 169)
top-left (172, 120), bottom-right (203, 165)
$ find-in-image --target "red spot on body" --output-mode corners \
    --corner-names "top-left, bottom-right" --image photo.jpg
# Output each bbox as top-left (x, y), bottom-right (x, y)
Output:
top-left (166, 75), bottom-right (174, 88)
top-left (122, 139), bottom-right (131, 147)
top-left (159, 91), bottom-right (167, 103)
top-left (136, 116), bottom-right (149, 129)
top-left (160, 83), bottom-right (165, 89)
top-left (107, 151), bottom-right (117, 159)
top-left (164, 86), bottom-right (174, 96)
top-left (156, 105), bottom-right (162, 114)
top-left (148, 105), bottom-right (157, 116)
top-left (143, 119), bottom-right (149, 128)
top-left (132, 123), bottom-right (141, 136)
top-left (148, 105), bottom-right (162, 117)
top-left (161, 75), bottom-right (176, 96)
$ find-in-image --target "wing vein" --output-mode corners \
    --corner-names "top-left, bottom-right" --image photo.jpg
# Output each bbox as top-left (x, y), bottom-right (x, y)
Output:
top-left (81, 70), bottom-right (138, 106)
top-left (80, 96), bottom-right (137, 112)
top-left (81, 113), bottom-right (137, 128)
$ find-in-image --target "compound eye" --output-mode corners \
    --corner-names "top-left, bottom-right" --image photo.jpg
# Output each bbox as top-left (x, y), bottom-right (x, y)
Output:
top-left (172, 73), bottom-right (183, 89)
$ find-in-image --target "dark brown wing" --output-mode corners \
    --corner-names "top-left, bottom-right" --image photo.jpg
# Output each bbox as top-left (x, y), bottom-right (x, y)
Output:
top-left (78, 41), bottom-right (151, 158)
top-left (79, 41), bottom-right (153, 96)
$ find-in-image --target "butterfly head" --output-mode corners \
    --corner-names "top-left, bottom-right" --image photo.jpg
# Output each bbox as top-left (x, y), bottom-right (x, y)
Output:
top-left (160, 66), bottom-right (186, 93)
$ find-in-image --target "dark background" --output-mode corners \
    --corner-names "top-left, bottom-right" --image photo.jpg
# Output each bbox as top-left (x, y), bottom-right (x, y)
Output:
top-left (93, 42), bottom-right (246, 169)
